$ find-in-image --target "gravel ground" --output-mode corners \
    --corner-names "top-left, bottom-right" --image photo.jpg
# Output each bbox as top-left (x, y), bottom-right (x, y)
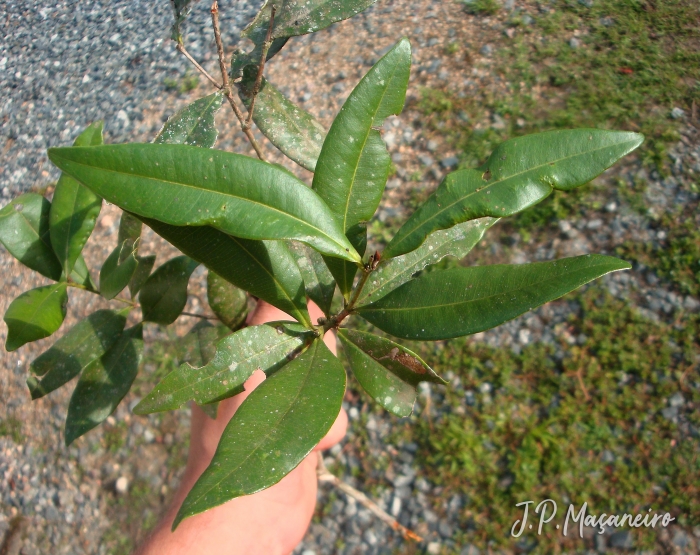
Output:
top-left (1, 0), bottom-right (699, 554)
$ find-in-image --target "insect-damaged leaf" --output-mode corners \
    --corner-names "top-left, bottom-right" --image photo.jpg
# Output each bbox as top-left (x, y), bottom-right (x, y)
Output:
top-left (385, 129), bottom-right (644, 258)
top-left (173, 338), bottom-right (345, 528)
top-left (338, 329), bottom-right (444, 417)
top-left (154, 92), bottom-right (224, 148)
top-left (355, 218), bottom-right (496, 307)
top-left (27, 308), bottom-right (130, 399)
top-left (239, 70), bottom-right (325, 172)
top-left (357, 255), bottom-right (631, 340)
top-left (134, 321), bottom-right (313, 414)
top-left (47, 143), bottom-right (361, 264)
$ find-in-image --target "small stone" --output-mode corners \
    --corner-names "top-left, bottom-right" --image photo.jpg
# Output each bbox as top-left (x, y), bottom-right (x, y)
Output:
top-left (670, 107), bottom-right (686, 119)
top-left (363, 529), bottom-right (378, 546)
top-left (438, 519), bottom-right (453, 538)
top-left (419, 154), bottom-right (435, 167)
top-left (461, 545), bottom-right (481, 555)
top-left (504, 28), bottom-right (515, 39)
top-left (672, 530), bottom-right (689, 548)
top-left (427, 542), bottom-right (442, 555)
top-left (115, 476), bottom-right (129, 495)
top-left (479, 382), bottom-right (492, 394)
top-left (518, 329), bottom-right (531, 345)
top-left (491, 114), bottom-right (506, 130)
top-left (383, 132), bottom-right (396, 149)
top-left (587, 219), bottom-right (603, 230)
top-left (569, 37), bottom-right (581, 49)
top-left (331, 82), bottom-right (345, 93)
top-left (601, 450), bottom-right (615, 463)
top-left (479, 44), bottom-right (493, 57)
top-left (609, 530), bottom-right (633, 549)
top-left (661, 406), bottom-right (678, 421)
top-left (605, 201), bottom-right (617, 212)
top-left (392, 152), bottom-right (403, 163)
top-left (521, 14), bottom-right (534, 25)
top-left (427, 140), bottom-right (439, 152)
top-left (578, 0), bottom-right (594, 7)
top-left (143, 429), bottom-right (155, 443)
top-left (302, 550), bottom-right (317, 555)
top-left (390, 496), bottom-right (402, 517)
top-left (558, 220), bottom-right (572, 233)
top-left (428, 38), bottom-right (440, 47)
top-left (669, 392), bottom-right (685, 408)
top-left (600, 16), bottom-right (615, 26)
top-left (348, 407), bottom-right (359, 420)
top-left (441, 156), bottom-right (459, 168)
top-left (386, 178), bottom-right (402, 190)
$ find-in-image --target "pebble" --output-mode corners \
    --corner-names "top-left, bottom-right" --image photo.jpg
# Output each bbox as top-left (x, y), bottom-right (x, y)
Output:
top-left (441, 156), bottom-right (459, 168)
top-left (479, 44), bottom-right (493, 56)
top-left (569, 37), bottom-right (582, 49)
top-left (671, 107), bottom-right (686, 119)
top-left (115, 476), bottom-right (129, 495)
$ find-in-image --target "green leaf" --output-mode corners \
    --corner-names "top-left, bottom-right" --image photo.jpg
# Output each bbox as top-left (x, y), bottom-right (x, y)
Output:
top-left (170, 0), bottom-right (198, 42)
top-left (117, 211), bottom-right (143, 255)
top-left (287, 242), bottom-right (336, 317)
top-left (49, 122), bottom-right (103, 277)
top-left (71, 255), bottom-right (98, 292)
top-left (154, 92), bottom-right (224, 148)
top-left (27, 309), bottom-right (129, 399)
top-left (128, 254), bottom-right (156, 298)
top-left (4, 283), bottom-right (68, 351)
top-left (48, 143), bottom-right (361, 264)
top-left (231, 0), bottom-right (378, 77)
top-left (207, 271), bottom-right (249, 330)
top-left (338, 329), bottom-right (445, 417)
top-left (355, 218), bottom-right (497, 307)
top-left (238, 70), bottom-right (325, 172)
top-left (99, 240), bottom-right (139, 300)
top-left (64, 324), bottom-right (144, 445)
top-left (140, 217), bottom-right (311, 327)
top-left (173, 338), bottom-right (345, 528)
top-left (313, 38), bottom-right (411, 296)
top-left (0, 193), bottom-right (63, 280)
top-left (177, 320), bottom-right (232, 369)
top-left (139, 256), bottom-right (199, 325)
top-left (357, 255), bottom-right (631, 340)
top-left (385, 129), bottom-right (644, 258)
top-left (134, 322), bottom-right (312, 414)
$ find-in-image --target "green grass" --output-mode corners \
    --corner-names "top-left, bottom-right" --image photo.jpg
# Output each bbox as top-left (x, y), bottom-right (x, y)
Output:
top-left (379, 287), bottom-right (700, 552)
top-left (163, 71), bottom-right (200, 94)
top-left (0, 416), bottom-right (24, 443)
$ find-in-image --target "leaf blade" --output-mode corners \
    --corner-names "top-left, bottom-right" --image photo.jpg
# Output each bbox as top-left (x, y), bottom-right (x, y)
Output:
top-left (207, 271), bottom-right (249, 330)
top-left (27, 309), bottom-right (129, 399)
top-left (64, 324), bottom-right (144, 445)
top-left (385, 129), bottom-right (644, 258)
top-left (4, 283), bottom-right (68, 351)
top-left (134, 322), bottom-right (312, 414)
top-left (357, 255), bottom-right (631, 340)
top-left (139, 256), bottom-right (199, 325)
top-left (49, 122), bottom-right (103, 276)
top-left (47, 143), bottom-right (361, 264)
top-left (313, 38), bottom-right (412, 295)
top-left (140, 217), bottom-right (311, 327)
top-left (99, 240), bottom-right (139, 300)
top-left (287, 242), bottom-right (336, 317)
top-left (154, 92), bottom-right (224, 148)
top-left (173, 338), bottom-right (345, 528)
top-left (338, 329), bottom-right (444, 417)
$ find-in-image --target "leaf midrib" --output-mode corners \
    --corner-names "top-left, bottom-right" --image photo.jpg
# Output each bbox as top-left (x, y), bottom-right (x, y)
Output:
top-left (53, 153), bottom-right (348, 256)
top-left (390, 137), bottom-right (637, 253)
top-left (181, 341), bottom-right (322, 514)
top-left (359, 261), bottom-right (619, 313)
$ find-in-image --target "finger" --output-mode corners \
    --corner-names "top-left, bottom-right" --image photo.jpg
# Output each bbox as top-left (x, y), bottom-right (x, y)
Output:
top-left (315, 407), bottom-right (348, 452)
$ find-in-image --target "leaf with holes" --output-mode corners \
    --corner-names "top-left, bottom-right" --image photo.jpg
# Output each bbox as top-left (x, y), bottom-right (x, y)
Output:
top-left (27, 308), bottom-right (130, 399)
top-left (173, 338), bottom-right (345, 528)
top-left (64, 324), bottom-right (144, 445)
top-left (338, 329), bottom-right (445, 417)
top-left (48, 143), bottom-right (360, 264)
top-left (4, 283), bottom-right (68, 351)
top-left (313, 38), bottom-right (411, 296)
top-left (139, 256), bottom-right (199, 325)
top-left (49, 121), bottom-right (103, 277)
top-left (357, 255), bottom-right (631, 340)
top-left (385, 129), bottom-right (644, 258)
top-left (134, 321), bottom-right (312, 415)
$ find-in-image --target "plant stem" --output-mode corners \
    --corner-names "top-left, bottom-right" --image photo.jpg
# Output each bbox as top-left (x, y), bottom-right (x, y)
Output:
top-left (210, 1), bottom-right (266, 161)
top-left (316, 453), bottom-right (423, 542)
top-left (244, 5), bottom-right (276, 130)
top-left (181, 311), bottom-right (218, 320)
top-left (175, 43), bottom-right (222, 90)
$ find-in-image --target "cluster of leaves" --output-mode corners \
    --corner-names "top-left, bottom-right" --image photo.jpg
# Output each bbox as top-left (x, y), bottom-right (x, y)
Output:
top-left (1, 0), bottom-right (643, 530)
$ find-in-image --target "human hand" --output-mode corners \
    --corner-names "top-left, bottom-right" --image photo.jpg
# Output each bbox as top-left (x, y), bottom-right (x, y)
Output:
top-left (136, 300), bottom-right (347, 555)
